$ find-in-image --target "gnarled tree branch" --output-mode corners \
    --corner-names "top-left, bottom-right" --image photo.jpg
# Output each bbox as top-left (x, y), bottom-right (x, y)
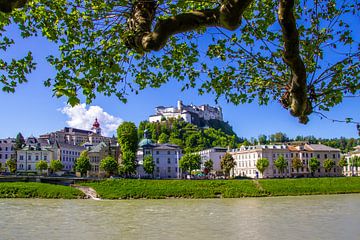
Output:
top-left (0, 0), bottom-right (27, 13)
top-left (278, 0), bottom-right (312, 123)
top-left (124, 0), bottom-right (253, 52)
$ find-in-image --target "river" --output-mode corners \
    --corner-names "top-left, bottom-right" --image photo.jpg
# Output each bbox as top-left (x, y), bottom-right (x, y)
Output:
top-left (1, 194), bottom-right (359, 240)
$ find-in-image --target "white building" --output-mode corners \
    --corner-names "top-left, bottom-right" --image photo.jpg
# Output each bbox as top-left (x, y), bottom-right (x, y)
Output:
top-left (0, 138), bottom-right (15, 171)
top-left (149, 100), bottom-right (223, 126)
top-left (16, 144), bottom-right (54, 173)
top-left (137, 137), bottom-right (182, 179)
top-left (343, 145), bottom-right (360, 176)
top-left (230, 144), bottom-right (341, 178)
top-left (198, 147), bottom-right (227, 172)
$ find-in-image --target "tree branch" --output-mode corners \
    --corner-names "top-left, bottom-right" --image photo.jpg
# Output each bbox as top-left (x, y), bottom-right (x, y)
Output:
top-left (0, 0), bottom-right (27, 13)
top-left (278, 0), bottom-right (312, 124)
top-left (124, 0), bottom-right (253, 52)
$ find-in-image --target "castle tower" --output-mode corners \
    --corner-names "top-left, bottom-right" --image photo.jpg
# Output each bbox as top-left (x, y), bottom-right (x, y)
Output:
top-left (92, 118), bottom-right (101, 135)
top-left (177, 100), bottom-right (183, 112)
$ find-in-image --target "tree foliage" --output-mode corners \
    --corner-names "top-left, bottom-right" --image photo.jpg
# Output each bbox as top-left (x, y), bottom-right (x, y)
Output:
top-left (291, 157), bottom-right (303, 172)
top-left (338, 156), bottom-right (348, 168)
top-left (204, 159), bottom-right (214, 174)
top-left (138, 119), bottom-right (238, 153)
top-left (142, 154), bottom-right (155, 176)
top-left (309, 157), bottom-right (320, 175)
top-left (323, 158), bottom-right (336, 172)
top-left (117, 122), bottom-right (138, 176)
top-left (75, 150), bottom-right (91, 177)
top-left (1, 0), bottom-right (358, 123)
top-left (35, 159), bottom-right (48, 174)
top-left (179, 153), bottom-right (201, 177)
top-left (100, 156), bottom-right (118, 176)
top-left (220, 153), bottom-right (235, 177)
top-left (274, 155), bottom-right (288, 175)
top-left (49, 159), bottom-right (63, 173)
top-left (5, 158), bottom-right (17, 173)
top-left (15, 132), bottom-right (25, 150)
top-left (256, 158), bottom-right (269, 175)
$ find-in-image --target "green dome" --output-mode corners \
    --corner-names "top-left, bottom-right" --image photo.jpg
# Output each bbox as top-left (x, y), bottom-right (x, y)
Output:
top-left (139, 138), bottom-right (153, 147)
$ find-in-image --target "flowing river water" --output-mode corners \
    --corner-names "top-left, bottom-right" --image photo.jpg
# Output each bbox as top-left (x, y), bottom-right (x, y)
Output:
top-left (1, 194), bottom-right (360, 240)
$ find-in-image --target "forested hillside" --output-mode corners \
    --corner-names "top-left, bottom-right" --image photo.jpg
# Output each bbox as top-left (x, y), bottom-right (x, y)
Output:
top-left (138, 119), bottom-right (239, 153)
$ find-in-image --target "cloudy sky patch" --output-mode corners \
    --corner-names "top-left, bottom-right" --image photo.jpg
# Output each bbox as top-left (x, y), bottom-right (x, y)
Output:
top-left (60, 104), bottom-right (123, 136)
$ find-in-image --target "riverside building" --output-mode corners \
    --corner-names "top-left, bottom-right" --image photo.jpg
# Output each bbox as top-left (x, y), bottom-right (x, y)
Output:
top-left (230, 143), bottom-right (341, 178)
top-left (137, 132), bottom-right (182, 179)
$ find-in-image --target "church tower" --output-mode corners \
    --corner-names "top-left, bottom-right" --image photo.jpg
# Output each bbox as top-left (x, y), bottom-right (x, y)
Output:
top-left (92, 118), bottom-right (101, 135)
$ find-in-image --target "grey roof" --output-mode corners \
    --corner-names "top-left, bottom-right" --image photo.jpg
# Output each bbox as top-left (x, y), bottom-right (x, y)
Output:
top-left (152, 143), bottom-right (181, 150)
top-left (89, 142), bottom-right (108, 153)
top-left (305, 144), bottom-right (340, 151)
top-left (56, 142), bottom-right (86, 151)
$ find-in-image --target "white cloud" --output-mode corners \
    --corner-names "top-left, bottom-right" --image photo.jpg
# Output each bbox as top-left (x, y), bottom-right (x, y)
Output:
top-left (60, 104), bottom-right (123, 137)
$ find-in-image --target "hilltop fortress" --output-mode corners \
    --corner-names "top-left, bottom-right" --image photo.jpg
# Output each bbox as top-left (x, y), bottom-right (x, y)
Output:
top-left (149, 100), bottom-right (223, 126)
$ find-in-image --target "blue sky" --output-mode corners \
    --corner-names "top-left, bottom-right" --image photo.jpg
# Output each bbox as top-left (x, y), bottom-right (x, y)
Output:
top-left (0, 11), bottom-right (359, 140)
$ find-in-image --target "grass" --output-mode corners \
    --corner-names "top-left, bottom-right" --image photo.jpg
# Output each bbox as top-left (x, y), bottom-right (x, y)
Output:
top-left (259, 177), bottom-right (360, 196)
top-left (83, 179), bottom-right (267, 199)
top-left (84, 177), bottom-right (360, 199)
top-left (0, 182), bottom-right (85, 199)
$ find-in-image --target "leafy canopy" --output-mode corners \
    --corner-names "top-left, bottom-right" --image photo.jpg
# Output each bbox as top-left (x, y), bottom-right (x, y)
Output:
top-left (0, 0), bottom-right (358, 123)
top-left (256, 157), bottom-right (269, 175)
top-left (220, 153), bottom-right (236, 177)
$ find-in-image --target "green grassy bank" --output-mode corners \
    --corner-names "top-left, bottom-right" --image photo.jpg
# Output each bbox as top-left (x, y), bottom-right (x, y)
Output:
top-left (84, 177), bottom-right (360, 199)
top-left (0, 182), bottom-right (85, 199)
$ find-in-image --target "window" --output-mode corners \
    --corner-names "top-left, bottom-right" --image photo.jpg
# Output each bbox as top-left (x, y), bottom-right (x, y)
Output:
top-left (19, 164), bottom-right (24, 169)
top-left (44, 155), bottom-right (47, 161)
top-left (324, 154), bottom-right (328, 158)
top-left (19, 155), bottom-right (24, 160)
top-left (0, 154), bottom-right (2, 159)
top-left (28, 164), bottom-right (31, 170)
top-left (167, 151), bottom-right (171, 155)
top-left (168, 167), bottom-right (171, 173)
top-left (317, 154), bottom-right (320, 158)
top-left (5, 154), bottom-right (7, 159)
top-left (35, 155), bottom-right (39, 161)
top-left (5, 147), bottom-right (8, 151)
top-left (156, 158), bottom-right (159, 164)
top-left (333, 154), bottom-right (336, 158)
top-left (156, 151), bottom-right (159, 155)
top-left (167, 158), bottom-right (171, 164)
top-left (156, 167), bottom-right (159, 172)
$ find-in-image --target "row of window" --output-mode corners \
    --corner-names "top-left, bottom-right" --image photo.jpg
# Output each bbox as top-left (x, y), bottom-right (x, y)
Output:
top-left (0, 154), bottom-right (8, 159)
top-left (235, 152), bottom-right (340, 160)
top-left (156, 167), bottom-right (178, 173)
top-left (0, 146), bottom-right (14, 151)
top-left (19, 155), bottom-right (48, 161)
top-left (155, 158), bottom-right (178, 165)
top-left (62, 150), bottom-right (81, 156)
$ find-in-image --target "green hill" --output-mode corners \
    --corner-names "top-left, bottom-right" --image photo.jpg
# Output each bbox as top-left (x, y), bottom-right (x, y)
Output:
top-left (138, 118), bottom-right (239, 153)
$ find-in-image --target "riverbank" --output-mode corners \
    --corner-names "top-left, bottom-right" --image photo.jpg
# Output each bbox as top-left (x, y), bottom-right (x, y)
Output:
top-left (0, 182), bottom-right (85, 199)
top-left (1, 177), bottom-right (360, 199)
top-left (84, 177), bottom-right (360, 199)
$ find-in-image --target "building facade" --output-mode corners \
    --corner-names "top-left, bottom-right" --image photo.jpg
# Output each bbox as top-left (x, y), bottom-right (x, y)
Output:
top-left (52, 142), bottom-right (86, 172)
top-left (0, 138), bottom-right (15, 171)
top-left (230, 144), bottom-right (341, 178)
top-left (16, 144), bottom-right (54, 173)
top-left (343, 145), bottom-right (360, 176)
top-left (137, 137), bottom-right (182, 179)
top-left (198, 147), bottom-right (227, 172)
top-left (149, 100), bottom-right (223, 126)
